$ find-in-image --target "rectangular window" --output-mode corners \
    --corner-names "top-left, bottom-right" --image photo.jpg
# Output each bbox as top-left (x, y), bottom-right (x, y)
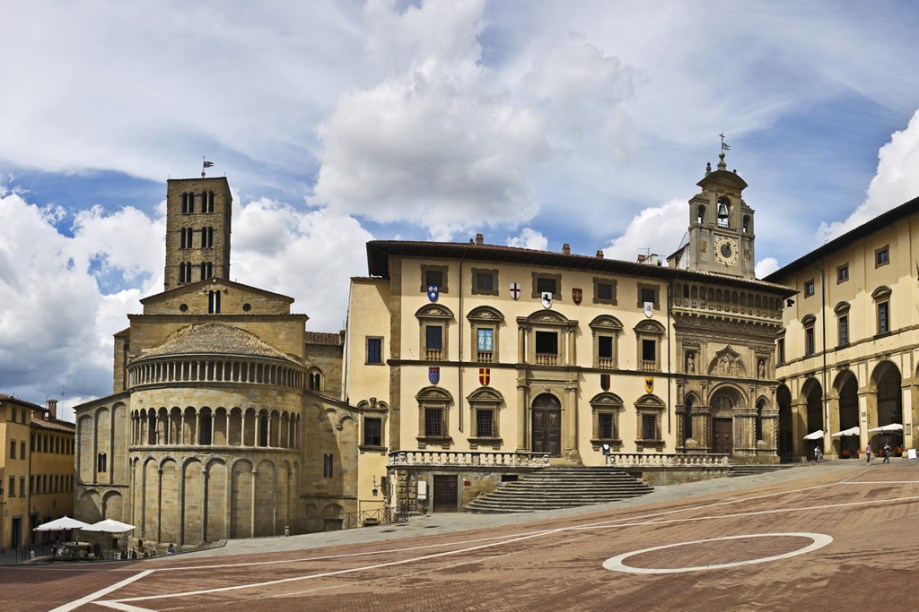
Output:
top-left (472, 268), bottom-right (498, 295)
top-left (805, 326), bottom-right (815, 356)
top-left (804, 279), bottom-right (815, 297)
top-left (366, 337), bottom-right (383, 364)
top-left (876, 246), bottom-right (889, 267)
top-left (598, 336), bottom-right (613, 360)
top-left (642, 339), bottom-right (656, 366)
top-left (593, 277), bottom-right (618, 305)
top-left (597, 282), bottom-right (614, 301)
top-left (641, 414), bottom-right (658, 440)
top-left (8, 476), bottom-right (14, 496)
top-left (20, 477), bottom-right (25, 497)
top-left (536, 276), bottom-right (557, 295)
top-left (837, 264), bottom-right (849, 283)
top-left (878, 301), bottom-right (890, 334)
top-left (476, 328), bottom-right (494, 362)
top-left (425, 269), bottom-right (443, 288)
top-left (424, 407), bottom-right (444, 437)
top-left (476, 409), bottom-right (494, 438)
top-left (10, 441), bottom-right (15, 459)
top-left (420, 264), bottom-right (449, 293)
top-left (323, 453), bottom-right (333, 478)
top-left (838, 315), bottom-right (849, 346)
top-left (598, 412), bottom-right (614, 439)
top-left (20, 440), bottom-right (25, 459)
top-left (364, 418), bottom-right (382, 446)
top-left (535, 331), bottom-right (559, 355)
top-left (425, 325), bottom-right (443, 351)
top-left (636, 283), bottom-right (660, 309)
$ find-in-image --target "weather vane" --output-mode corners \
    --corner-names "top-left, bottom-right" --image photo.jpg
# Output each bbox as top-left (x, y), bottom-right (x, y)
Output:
top-left (719, 133), bottom-right (730, 151)
top-left (202, 156), bottom-right (214, 177)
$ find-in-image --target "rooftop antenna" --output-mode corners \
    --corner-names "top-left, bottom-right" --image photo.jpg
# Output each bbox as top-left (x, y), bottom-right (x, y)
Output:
top-left (202, 156), bottom-right (214, 177)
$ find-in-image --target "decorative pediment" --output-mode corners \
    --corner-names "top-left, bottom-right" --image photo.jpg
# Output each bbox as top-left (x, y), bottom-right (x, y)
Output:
top-left (467, 386), bottom-right (503, 405)
top-left (708, 346), bottom-right (747, 377)
top-left (635, 394), bottom-right (665, 410)
top-left (526, 309), bottom-right (570, 325)
top-left (467, 305), bottom-right (505, 323)
top-left (589, 315), bottom-right (623, 331)
top-left (415, 304), bottom-right (455, 320)
top-left (589, 392), bottom-right (624, 409)
top-left (634, 320), bottom-right (666, 335)
top-left (416, 385), bottom-right (454, 403)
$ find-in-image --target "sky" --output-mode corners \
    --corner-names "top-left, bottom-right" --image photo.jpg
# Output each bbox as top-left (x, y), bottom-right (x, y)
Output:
top-left (5, 0), bottom-right (919, 421)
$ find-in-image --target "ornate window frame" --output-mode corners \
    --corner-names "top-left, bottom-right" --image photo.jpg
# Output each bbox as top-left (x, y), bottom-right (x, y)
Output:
top-left (589, 314), bottom-right (622, 369)
top-left (416, 303), bottom-right (454, 361)
top-left (467, 387), bottom-right (503, 449)
top-left (634, 394), bottom-right (665, 451)
top-left (467, 306), bottom-right (504, 363)
top-left (636, 283), bottom-right (661, 309)
top-left (589, 392), bottom-right (623, 450)
top-left (416, 386), bottom-right (453, 448)
top-left (634, 320), bottom-right (665, 372)
top-left (872, 286), bottom-right (891, 336)
top-left (531, 272), bottom-right (562, 300)
top-left (518, 310), bottom-right (578, 367)
top-left (357, 398), bottom-right (388, 452)
top-left (802, 314), bottom-right (817, 356)
top-left (834, 301), bottom-right (851, 347)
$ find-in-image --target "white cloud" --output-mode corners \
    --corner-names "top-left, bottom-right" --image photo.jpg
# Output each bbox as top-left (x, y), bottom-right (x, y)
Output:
top-left (818, 109), bottom-right (919, 242)
top-left (505, 228), bottom-right (548, 251)
top-left (602, 199), bottom-right (686, 263)
top-left (755, 257), bottom-right (780, 279)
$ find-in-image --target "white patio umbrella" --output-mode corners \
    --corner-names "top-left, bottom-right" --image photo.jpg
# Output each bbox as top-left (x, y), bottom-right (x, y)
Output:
top-left (803, 430), bottom-right (824, 440)
top-left (831, 426), bottom-right (860, 437)
top-left (868, 423), bottom-right (903, 433)
top-left (82, 519), bottom-right (136, 533)
top-left (33, 516), bottom-right (91, 532)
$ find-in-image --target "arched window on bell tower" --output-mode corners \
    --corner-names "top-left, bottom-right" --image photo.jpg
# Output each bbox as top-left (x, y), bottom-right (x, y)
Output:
top-left (696, 205), bottom-right (705, 225)
top-left (716, 196), bottom-right (730, 227)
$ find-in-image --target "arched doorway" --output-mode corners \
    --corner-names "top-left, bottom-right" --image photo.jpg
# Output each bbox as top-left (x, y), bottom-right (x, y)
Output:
top-left (709, 387), bottom-right (742, 455)
top-left (871, 361), bottom-right (903, 452)
top-left (777, 384), bottom-right (793, 461)
top-left (531, 393), bottom-right (561, 457)
top-left (801, 378), bottom-right (824, 459)
top-left (834, 371), bottom-right (859, 458)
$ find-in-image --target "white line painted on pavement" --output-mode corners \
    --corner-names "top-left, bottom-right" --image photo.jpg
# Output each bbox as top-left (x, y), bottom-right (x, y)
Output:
top-left (50, 569), bottom-right (154, 612)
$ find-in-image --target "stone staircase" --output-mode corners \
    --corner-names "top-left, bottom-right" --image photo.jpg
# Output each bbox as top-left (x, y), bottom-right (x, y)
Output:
top-left (728, 463), bottom-right (801, 478)
top-left (465, 466), bottom-right (653, 513)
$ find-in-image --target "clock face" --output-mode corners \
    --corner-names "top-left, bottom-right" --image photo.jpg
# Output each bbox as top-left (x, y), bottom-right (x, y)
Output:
top-left (714, 237), bottom-right (739, 265)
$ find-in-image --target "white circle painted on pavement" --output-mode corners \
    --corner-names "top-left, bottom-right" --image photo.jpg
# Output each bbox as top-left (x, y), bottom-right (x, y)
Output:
top-left (603, 532), bottom-right (833, 574)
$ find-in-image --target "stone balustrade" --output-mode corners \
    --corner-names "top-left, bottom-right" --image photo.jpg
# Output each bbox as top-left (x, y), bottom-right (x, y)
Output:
top-left (389, 450), bottom-right (550, 467)
top-left (606, 452), bottom-right (730, 467)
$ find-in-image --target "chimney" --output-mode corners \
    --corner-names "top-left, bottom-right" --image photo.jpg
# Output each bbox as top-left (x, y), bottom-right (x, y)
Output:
top-left (475, 233), bottom-right (484, 246)
top-left (47, 398), bottom-right (58, 420)
top-left (596, 250), bottom-right (604, 258)
top-left (562, 243), bottom-right (571, 255)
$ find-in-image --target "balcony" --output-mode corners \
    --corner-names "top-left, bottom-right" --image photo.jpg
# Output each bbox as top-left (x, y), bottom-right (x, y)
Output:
top-left (597, 356), bottom-right (615, 369)
top-left (535, 353), bottom-right (558, 366)
top-left (475, 350), bottom-right (493, 363)
top-left (424, 348), bottom-right (443, 361)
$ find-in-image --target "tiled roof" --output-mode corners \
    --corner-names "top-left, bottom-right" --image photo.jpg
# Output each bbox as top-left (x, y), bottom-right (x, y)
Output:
top-left (32, 417), bottom-right (75, 433)
top-left (141, 323), bottom-right (296, 362)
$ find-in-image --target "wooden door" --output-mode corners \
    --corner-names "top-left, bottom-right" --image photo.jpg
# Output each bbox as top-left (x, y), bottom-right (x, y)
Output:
top-left (432, 475), bottom-right (458, 512)
top-left (713, 418), bottom-right (733, 455)
top-left (532, 394), bottom-right (562, 457)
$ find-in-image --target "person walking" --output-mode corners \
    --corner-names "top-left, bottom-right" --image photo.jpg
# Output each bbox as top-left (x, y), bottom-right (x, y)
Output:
top-left (883, 443), bottom-right (891, 464)
top-left (866, 444), bottom-right (872, 464)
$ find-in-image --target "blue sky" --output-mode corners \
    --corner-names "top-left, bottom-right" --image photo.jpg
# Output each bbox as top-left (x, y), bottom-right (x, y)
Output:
top-left (4, 0), bottom-right (919, 420)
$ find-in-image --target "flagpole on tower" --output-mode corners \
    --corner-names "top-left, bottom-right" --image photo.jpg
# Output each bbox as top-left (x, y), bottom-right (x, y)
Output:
top-left (202, 156), bottom-right (214, 177)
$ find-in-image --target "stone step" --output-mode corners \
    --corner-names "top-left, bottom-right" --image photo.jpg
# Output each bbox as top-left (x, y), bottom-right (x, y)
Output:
top-left (466, 466), bottom-right (652, 514)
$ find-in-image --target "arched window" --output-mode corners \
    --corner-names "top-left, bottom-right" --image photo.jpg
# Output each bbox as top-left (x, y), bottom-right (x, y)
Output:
top-left (717, 196), bottom-right (730, 227)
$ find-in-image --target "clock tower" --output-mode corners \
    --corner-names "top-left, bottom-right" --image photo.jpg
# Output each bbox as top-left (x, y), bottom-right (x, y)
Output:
top-left (683, 149), bottom-right (755, 279)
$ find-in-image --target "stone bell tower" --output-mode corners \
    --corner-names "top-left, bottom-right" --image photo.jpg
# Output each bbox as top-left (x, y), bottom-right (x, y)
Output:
top-left (163, 176), bottom-right (232, 291)
top-left (684, 148), bottom-right (755, 279)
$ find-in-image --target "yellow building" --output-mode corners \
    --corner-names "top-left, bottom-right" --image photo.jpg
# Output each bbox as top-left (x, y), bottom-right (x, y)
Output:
top-left (766, 195), bottom-right (919, 461)
top-left (345, 152), bottom-right (795, 513)
top-left (0, 395), bottom-right (75, 551)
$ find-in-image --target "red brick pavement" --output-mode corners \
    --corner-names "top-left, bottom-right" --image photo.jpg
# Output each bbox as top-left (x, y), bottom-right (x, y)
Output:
top-left (5, 463), bottom-right (919, 611)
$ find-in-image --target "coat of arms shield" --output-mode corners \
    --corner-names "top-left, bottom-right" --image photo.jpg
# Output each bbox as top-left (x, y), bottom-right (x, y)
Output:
top-left (541, 291), bottom-right (553, 309)
top-left (572, 288), bottom-right (582, 305)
